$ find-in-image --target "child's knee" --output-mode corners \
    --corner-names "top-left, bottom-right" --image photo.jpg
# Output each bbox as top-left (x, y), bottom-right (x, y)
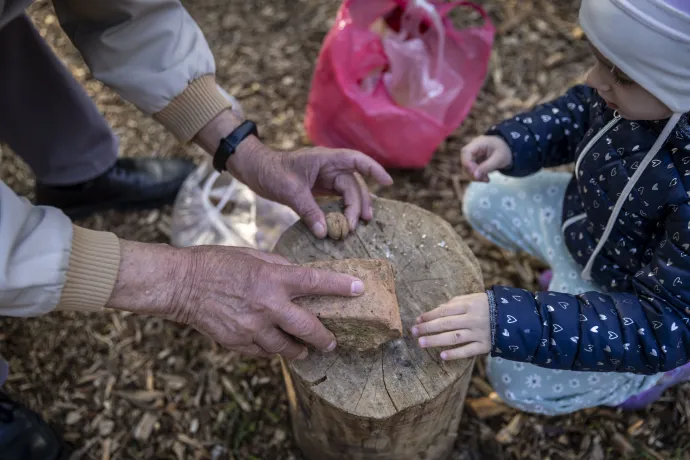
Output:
top-left (462, 181), bottom-right (491, 227)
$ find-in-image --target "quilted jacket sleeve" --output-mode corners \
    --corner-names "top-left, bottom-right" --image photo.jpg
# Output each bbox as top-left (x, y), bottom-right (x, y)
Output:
top-left (487, 202), bottom-right (690, 374)
top-left (487, 85), bottom-right (595, 177)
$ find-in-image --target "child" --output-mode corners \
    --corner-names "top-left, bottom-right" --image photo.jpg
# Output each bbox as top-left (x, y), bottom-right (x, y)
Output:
top-left (412, 0), bottom-right (690, 415)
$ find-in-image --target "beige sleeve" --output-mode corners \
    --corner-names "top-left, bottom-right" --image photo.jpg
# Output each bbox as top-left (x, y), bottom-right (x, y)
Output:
top-left (52, 0), bottom-right (232, 142)
top-left (0, 181), bottom-right (120, 316)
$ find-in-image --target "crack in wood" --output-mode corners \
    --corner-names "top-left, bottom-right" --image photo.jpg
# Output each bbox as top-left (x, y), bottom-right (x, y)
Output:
top-left (355, 231), bottom-right (374, 259)
top-left (381, 352), bottom-right (399, 412)
top-left (295, 226), bottom-right (336, 259)
top-left (424, 349), bottom-right (451, 376)
top-left (354, 355), bottom-right (377, 413)
top-left (405, 277), bottom-right (446, 284)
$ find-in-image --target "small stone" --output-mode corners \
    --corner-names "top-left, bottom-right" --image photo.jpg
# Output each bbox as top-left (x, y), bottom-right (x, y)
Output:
top-left (295, 259), bottom-right (402, 351)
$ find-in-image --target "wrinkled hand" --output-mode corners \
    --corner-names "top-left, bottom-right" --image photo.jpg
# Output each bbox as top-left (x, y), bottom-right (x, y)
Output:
top-left (194, 110), bottom-right (393, 237)
top-left (411, 293), bottom-right (491, 361)
top-left (168, 246), bottom-right (365, 360)
top-left (460, 135), bottom-right (513, 182)
top-left (236, 144), bottom-right (393, 238)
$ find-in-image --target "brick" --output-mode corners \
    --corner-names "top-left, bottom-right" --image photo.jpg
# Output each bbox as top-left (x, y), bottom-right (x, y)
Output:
top-left (295, 259), bottom-right (403, 351)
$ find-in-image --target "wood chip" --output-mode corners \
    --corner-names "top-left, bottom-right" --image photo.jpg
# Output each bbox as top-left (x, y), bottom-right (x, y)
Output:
top-left (612, 433), bottom-right (635, 457)
top-left (496, 414), bottom-right (523, 444)
top-left (133, 412), bottom-right (158, 441)
top-left (113, 390), bottom-right (165, 404)
top-left (221, 376), bottom-right (251, 412)
top-left (467, 397), bottom-right (513, 420)
top-left (65, 411), bottom-right (82, 425)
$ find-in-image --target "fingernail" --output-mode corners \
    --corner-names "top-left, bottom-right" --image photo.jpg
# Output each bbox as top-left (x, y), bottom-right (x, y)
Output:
top-left (418, 337), bottom-right (427, 347)
top-left (351, 280), bottom-right (364, 295)
top-left (440, 351), bottom-right (448, 360)
top-left (313, 222), bottom-right (326, 237)
top-left (410, 327), bottom-right (419, 337)
top-left (297, 348), bottom-right (309, 360)
top-left (415, 317), bottom-right (423, 324)
top-left (474, 170), bottom-right (481, 180)
top-left (325, 340), bottom-right (337, 352)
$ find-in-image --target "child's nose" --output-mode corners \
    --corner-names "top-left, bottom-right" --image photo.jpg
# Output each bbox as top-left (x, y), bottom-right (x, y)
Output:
top-left (586, 66), bottom-right (612, 93)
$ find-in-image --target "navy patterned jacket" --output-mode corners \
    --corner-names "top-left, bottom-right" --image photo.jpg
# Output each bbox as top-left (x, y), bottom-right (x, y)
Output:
top-left (485, 85), bottom-right (690, 374)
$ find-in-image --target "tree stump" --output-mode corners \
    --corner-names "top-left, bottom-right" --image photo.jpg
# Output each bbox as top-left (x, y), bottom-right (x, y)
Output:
top-left (275, 198), bottom-right (483, 460)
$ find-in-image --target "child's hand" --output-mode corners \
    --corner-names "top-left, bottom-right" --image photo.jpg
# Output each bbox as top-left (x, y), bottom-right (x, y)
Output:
top-left (461, 136), bottom-right (513, 182)
top-left (411, 293), bottom-right (491, 361)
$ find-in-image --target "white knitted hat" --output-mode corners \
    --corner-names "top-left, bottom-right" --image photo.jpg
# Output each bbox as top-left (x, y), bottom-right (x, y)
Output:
top-left (579, 0), bottom-right (690, 113)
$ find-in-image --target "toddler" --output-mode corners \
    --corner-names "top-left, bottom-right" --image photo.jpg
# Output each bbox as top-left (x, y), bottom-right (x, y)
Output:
top-left (412, 0), bottom-right (690, 415)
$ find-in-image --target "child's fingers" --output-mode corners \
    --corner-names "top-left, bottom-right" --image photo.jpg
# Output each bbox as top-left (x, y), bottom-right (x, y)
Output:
top-left (439, 342), bottom-right (490, 361)
top-left (474, 154), bottom-right (506, 180)
top-left (410, 315), bottom-right (466, 337)
top-left (417, 329), bottom-right (471, 348)
top-left (415, 301), bottom-right (467, 324)
top-left (460, 147), bottom-right (479, 175)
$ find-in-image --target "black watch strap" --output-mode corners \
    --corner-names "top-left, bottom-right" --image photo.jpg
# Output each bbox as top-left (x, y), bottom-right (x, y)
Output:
top-left (212, 120), bottom-right (259, 173)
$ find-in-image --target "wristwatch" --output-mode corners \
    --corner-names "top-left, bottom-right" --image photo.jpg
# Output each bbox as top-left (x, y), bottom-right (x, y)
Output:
top-left (212, 120), bottom-right (259, 173)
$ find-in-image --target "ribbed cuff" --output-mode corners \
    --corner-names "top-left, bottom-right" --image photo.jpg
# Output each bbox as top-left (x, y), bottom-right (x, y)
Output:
top-left (57, 226), bottom-right (121, 312)
top-left (153, 74), bottom-right (233, 143)
top-left (486, 289), bottom-right (497, 347)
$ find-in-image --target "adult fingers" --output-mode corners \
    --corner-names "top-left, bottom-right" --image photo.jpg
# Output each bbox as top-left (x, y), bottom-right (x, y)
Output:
top-left (333, 174), bottom-right (362, 231)
top-left (439, 342), bottom-right (490, 361)
top-left (276, 302), bottom-right (337, 352)
top-left (417, 329), bottom-right (471, 348)
top-left (254, 327), bottom-right (309, 360)
top-left (415, 300), bottom-right (467, 324)
top-left (355, 173), bottom-right (373, 221)
top-left (287, 183), bottom-right (327, 238)
top-left (230, 344), bottom-right (272, 359)
top-left (410, 314), bottom-right (467, 337)
top-left (233, 247), bottom-right (292, 266)
top-left (282, 266), bottom-right (364, 298)
top-left (334, 149), bottom-right (393, 186)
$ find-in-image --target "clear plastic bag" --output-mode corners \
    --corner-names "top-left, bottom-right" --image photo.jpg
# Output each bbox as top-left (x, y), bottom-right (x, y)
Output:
top-left (170, 90), bottom-right (299, 252)
top-left (171, 162), bottom-right (299, 252)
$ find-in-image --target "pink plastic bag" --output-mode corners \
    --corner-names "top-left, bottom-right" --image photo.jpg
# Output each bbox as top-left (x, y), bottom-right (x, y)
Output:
top-left (305, 0), bottom-right (494, 169)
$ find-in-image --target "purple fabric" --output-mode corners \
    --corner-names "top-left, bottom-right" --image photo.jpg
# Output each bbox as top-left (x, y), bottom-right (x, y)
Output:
top-left (662, 0), bottom-right (690, 14)
top-left (619, 361), bottom-right (690, 410)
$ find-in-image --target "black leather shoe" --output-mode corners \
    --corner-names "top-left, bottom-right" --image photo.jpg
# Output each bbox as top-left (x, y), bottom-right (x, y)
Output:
top-left (0, 392), bottom-right (70, 460)
top-left (35, 157), bottom-right (196, 220)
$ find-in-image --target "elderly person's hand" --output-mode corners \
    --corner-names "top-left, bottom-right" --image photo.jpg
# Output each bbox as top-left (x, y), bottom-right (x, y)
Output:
top-left (195, 110), bottom-right (393, 238)
top-left (107, 241), bottom-right (366, 359)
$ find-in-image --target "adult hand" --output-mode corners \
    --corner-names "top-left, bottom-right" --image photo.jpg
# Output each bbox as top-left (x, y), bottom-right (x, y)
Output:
top-left (460, 135), bottom-right (513, 183)
top-left (410, 293), bottom-right (491, 361)
top-left (107, 241), bottom-right (365, 360)
top-left (194, 110), bottom-right (393, 238)
top-left (241, 145), bottom-right (393, 238)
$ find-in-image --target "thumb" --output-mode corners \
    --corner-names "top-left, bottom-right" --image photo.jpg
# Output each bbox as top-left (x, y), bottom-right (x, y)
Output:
top-left (473, 153), bottom-right (507, 182)
top-left (290, 188), bottom-right (327, 238)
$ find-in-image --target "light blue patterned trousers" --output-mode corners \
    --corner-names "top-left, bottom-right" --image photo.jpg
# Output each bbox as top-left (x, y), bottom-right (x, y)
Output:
top-left (463, 171), bottom-right (663, 415)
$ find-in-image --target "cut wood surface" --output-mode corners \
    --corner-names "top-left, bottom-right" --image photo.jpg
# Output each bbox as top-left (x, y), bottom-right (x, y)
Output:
top-left (275, 197), bottom-right (484, 460)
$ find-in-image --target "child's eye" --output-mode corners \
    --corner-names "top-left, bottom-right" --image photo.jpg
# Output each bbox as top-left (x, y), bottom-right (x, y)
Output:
top-left (613, 72), bottom-right (635, 86)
